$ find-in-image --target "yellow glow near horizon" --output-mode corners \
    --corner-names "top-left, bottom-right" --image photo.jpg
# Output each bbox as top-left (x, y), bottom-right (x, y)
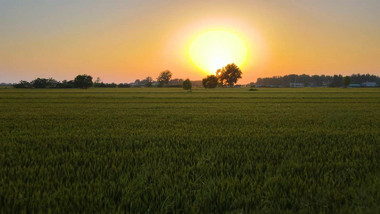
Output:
top-left (188, 30), bottom-right (248, 74)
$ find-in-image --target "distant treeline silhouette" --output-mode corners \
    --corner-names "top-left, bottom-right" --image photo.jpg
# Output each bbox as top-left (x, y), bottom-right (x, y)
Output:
top-left (11, 72), bottom-right (201, 89)
top-left (11, 63), bottom-right (244, 89)
top-left (9, 71), bottom-right (380, 89)
top-left (13, 75), bottom-right (94, 89)
top-left (255, 74), bottom-right (380, 87)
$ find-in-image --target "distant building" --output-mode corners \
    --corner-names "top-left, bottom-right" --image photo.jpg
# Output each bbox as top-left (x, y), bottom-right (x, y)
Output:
top-left (348, 84), bottom-right (361, 87)
top-left (289, 83), bottom-right (304, 88)
top-left (361, 82), bottom-right (377, 87)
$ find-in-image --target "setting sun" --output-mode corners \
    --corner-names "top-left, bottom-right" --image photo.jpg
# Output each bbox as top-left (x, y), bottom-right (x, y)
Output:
top-left (188, 30), bottom-right (248, 74)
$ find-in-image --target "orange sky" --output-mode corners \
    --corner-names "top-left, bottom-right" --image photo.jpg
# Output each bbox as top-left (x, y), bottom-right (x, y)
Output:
top-left (1, 0), bottom-right (379, 83)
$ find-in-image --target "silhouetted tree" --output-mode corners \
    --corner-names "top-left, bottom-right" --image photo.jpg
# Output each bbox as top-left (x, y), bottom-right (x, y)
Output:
top-left (74, 75), bottom-right (93, 89)
top-left (56, 80), bottom-right (74, 88)
top-left (93, 77), bottom-right (102, 87)
top-left (157, 70), bottom-right (172, 87)
top-left (216, 63), bottom-right (242, 87)
top-left (94, 81), bottom-right (117, 88)
top-left (343, 76), bottom-right (351, 88)
top-left (13, 80), bottom-right (32, 88)
top-left (31, 78), bottom-right (48, 88)
top-left (141, 77), bottom-right (153, 87)
top-left (47, 78), bottom-right (59, 88)
top-left (182, 79), bottom-right (192, 90)
top-left (109, 83), bottom-right (117, 88)
top-left (95, 77), bottom-right (101, 84)
top-left (133, 79), bottom-right (141, 87)
top-left (350, 73), bottom-right (379, 84)
top-left (202, 75), bottom-right (218, 88)
top-left (168, 78), bottom-right (184, 87)
top-left (31, 78), bottom-right (58, 88)
top-left (330, 75), bottom-right (343, 87)
top-left (118, 83), bottom-right (131, 88)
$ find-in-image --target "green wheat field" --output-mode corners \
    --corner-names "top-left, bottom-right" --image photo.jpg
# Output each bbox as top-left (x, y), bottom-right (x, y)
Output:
top-left (1, 88), bottom-right (380, 213)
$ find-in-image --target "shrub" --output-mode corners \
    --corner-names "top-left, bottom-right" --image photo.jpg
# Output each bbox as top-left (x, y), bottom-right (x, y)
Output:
top-left (182, 79), bottom-right (192, 90)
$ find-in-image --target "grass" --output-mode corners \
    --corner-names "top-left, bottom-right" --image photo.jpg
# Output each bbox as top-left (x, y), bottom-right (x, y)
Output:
top-left (0, 87), bottom-right (380, 213)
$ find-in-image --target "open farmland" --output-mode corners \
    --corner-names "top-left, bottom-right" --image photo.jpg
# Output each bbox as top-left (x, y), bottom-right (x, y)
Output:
top-left (0, 88), bottom-right (380, 213)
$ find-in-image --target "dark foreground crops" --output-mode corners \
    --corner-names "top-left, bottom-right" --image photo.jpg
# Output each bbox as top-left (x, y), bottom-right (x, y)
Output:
top-left (1, 88), bottom-right (380, 213)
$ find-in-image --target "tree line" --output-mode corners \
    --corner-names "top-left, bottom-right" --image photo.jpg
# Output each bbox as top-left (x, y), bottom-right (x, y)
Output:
top-left (13, 63), bottom-right (378, 89)
top-left (12, 72), bottom-right (196, 90)
top-left (14, 75), bottom-right (95, 89)
top-left (255, 74), bottom-right (380, 87)
top-left (12, 63), bottom-right (244, 89)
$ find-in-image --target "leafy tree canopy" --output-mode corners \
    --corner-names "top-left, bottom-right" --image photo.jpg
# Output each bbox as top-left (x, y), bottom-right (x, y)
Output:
top-left (202, 75), bottom-right (218, 88)
top-left (216, 63), bottom-right (242, 87)
top-left (74, 75), bottom-right (93, 89)
top-left (182, 79), bottom-right (192, 90)
top-left (157, 70), bottom-right (172, 86)
top-left (343, 76), bottom-right (351, 88)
